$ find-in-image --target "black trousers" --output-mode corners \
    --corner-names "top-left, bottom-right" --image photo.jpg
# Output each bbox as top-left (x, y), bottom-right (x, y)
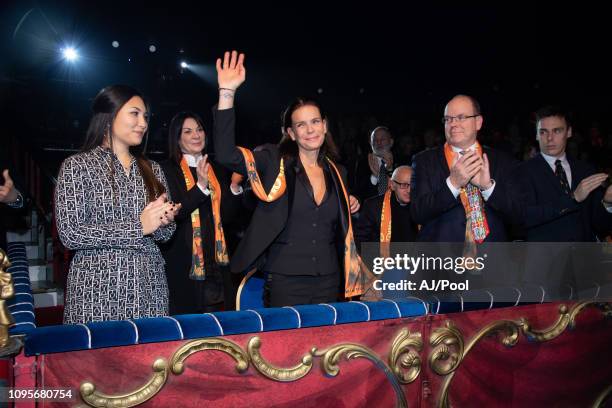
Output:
top-left (263, 272), bottom-right (341, 307)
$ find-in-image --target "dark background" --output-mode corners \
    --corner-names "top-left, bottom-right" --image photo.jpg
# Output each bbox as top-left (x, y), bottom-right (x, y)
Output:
top-left (1, 2), bottom-right (610, 179)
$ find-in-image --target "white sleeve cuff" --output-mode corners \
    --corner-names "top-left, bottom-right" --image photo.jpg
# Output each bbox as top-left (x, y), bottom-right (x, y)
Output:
top-left (370, 174), bottom-right (378, 186)
top-left (230, 185), bottom-right (244, 195)
top-left (6, 190), bottom-right (24, 208)
top-left (481, 180), bottom-right (496, 201)
top-left (446, 177), bottom-right (460, 198)
top-left (603, 201), bottom-right (612, 213)
top-left (197, 182), bottom-right (211, 196)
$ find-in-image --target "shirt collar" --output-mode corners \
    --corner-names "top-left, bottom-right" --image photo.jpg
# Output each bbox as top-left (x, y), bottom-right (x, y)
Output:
top-left (540, 152), bottom-right (567, 166)
top-left (183, 153), bottom-right (203, 167)
top-left (451, 142), bottom-right (478, 154)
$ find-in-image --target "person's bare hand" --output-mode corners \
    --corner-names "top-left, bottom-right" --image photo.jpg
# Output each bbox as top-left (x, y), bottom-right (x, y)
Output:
top-left (0, 170), bottom-right (18, 204)
top-left (216, 50), bottom-right (246, 91)
top-left (573, 173), bottom-right (608, 202)
top-left (449, 151), bottom-right (482, 189)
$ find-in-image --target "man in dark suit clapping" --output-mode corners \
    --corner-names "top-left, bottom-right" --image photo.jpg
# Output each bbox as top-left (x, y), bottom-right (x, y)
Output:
top-left (517, 106), bottom-right (612, 242)
top-left (410, 95), bottom-right (520, 243)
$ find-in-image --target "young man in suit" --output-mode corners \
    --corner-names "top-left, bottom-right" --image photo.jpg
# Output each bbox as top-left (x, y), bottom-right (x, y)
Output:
top-left (517, 106), bottom-right (612, 241)
top-left (410, 95), bottom-right (520, 243)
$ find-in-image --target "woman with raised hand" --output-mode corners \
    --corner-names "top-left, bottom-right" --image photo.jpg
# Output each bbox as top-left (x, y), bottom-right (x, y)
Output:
top-left (213, 51), bottom-right (371, 307)
top-left (55, 85), bottom-right (180, 323)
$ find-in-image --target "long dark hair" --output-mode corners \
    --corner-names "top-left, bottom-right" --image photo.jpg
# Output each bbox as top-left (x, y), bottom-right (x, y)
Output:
top-left (82, 85), bottom-right (164, 203)
top-left (167, 111), bottom-right (207, 164)
top-left (278, 97), bottom-right (339, 163)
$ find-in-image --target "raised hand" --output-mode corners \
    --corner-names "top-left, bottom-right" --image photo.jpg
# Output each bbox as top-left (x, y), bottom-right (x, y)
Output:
top-left (573, 173), bottom-right (608, 202)
top-left (0, 170), bottom-right (18, 204)
top-left (216, 50), bottom-right (246, 91)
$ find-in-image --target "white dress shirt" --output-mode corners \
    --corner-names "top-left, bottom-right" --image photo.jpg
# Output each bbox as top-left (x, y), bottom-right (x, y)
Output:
top-left (540, 152), bottom-right (572, 188)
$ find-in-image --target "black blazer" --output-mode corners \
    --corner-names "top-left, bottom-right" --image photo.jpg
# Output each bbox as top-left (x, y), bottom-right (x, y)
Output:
top-left (516, 154), bottom-right (612, 241)
top-left (354, 194), bottom-right (418, 248)
top-left (213, 108), bottom-right (351, 274)
top-left (410, 145), bottom-right (520, 242)
top-left (160, 159), bottom-right (240, 271)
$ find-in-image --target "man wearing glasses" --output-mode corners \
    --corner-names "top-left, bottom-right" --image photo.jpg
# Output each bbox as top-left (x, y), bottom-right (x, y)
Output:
top-left (410, 95), bottom-right (519, 243)
top-left (355, 165), bottom-right (418, 247)
top-left (353, 126), bottom-right (395, 201)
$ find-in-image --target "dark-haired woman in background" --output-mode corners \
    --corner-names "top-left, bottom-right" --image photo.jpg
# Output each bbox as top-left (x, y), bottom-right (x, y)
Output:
top-left (55, 85), bottom-right (180, 324)
top-left (160, 111), bottom-right (243, 313)
top-left (213, 51), bottom-right (366, 307)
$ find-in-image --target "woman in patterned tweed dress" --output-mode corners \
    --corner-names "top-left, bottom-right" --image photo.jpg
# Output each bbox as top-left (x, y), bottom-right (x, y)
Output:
top-left (55, 85), bottom-right (180, 324)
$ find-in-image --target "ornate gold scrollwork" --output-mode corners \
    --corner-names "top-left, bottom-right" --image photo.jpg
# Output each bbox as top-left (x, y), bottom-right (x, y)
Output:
top-left (592, 384), bottom-right (612, 408)
top-left (389, 328), bottom-right (422, 384)
top-left (314, 343), bottom-right (408, 408)
top-left (0, 249), bottom-right (16, 350)
top-left (521, 301), bottom-right (611, 342)
top-left (429, 320), bottom-right (464, 376)
top-left (80, 338), bottom-right (248, 407)
top-left (247, 336), bottom-right (313, 381)
top-left (78, 326), bottom-right (429, 408)
top-left (171, 338), bottom-right (248, 375)
top-left (434, 301), bottom-right (611, 408)
top-left (80, 358), bottom-right (169, 408)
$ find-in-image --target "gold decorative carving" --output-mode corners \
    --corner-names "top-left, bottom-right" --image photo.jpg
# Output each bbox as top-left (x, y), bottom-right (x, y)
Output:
top-left (592, 384), bottom-right (612, 408)
top-left (80, 358), bottom-right (168, 407)
top-left (171, 338), bottom-right (248, 375)
top-left (389, 328), bottom-right (422, 384)
top-left (247, 336), bottom-right (313, 381)
top-left (314, 343), bottom-right (408, 408)
top-left (520, 301), bottom-right (611, 342)
top-left (434, 301), bottom-right (611, 408)
top-left (429, 320), bottom-right (464, 376)
top-left (0, 249), bottom-right (15, 349)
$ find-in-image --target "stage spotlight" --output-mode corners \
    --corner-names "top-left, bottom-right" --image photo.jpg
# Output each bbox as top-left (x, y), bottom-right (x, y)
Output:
top-left (112, 41), bottom-right (119, 48)
top-left (62, 47), bottom-right (78, 61)
top-left (180, 61), bottom-right (188, 68)
top-left (149, 45), bottom-right (156, 53)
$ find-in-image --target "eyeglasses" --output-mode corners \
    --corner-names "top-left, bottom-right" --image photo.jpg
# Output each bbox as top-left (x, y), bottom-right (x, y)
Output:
top-left (392, 180), bottom-right (411, 189)
top-left (442, 114), bottom-right (480, 124)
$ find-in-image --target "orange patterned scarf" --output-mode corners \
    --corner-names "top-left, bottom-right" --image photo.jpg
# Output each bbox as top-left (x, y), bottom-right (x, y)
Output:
top-left (379, 188), bottom-right (392, 258)
top-left (237, 147), bottom-right (373, 297)
top-left (180, 156), bottom-right (229, 280)
top-left (443, 142), bottom-right (490, 244)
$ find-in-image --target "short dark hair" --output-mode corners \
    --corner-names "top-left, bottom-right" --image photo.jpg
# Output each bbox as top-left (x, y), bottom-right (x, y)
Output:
top-left (278, 97), bottom-right (339, 163)
top-left (535, 105), bottom-right (572, 127)
top-left (167, 111), bottom-right (207, 164)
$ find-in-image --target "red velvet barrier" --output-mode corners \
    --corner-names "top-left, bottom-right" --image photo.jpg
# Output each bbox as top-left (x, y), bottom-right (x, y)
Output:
top-left (11, 302), bottom-right (612, 407)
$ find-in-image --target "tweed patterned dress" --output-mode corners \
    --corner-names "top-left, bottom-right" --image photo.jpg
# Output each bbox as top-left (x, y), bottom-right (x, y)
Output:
top-left (55, 146), bottom-right (175, 323)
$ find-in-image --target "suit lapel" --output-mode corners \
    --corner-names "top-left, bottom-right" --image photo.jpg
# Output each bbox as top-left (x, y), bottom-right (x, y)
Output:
top-left (436, 146), bottom-right (450, 178)
top-left (566, 156), bottom-right (583, 190)
top-left (535, 154), bottom-right (566, 196)
top-left (483, 146), bottom-right (497, 177)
